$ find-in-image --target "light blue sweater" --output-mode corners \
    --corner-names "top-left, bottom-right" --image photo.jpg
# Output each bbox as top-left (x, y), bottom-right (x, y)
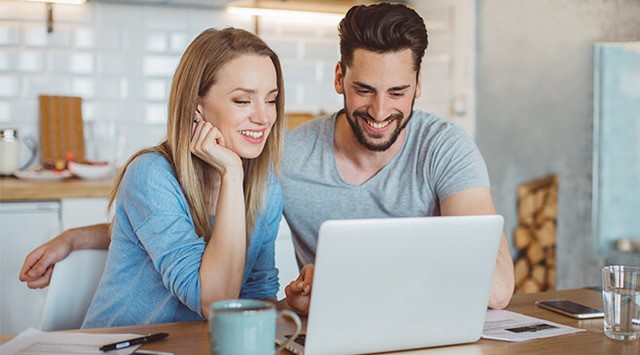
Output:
top-left (82, 152), bottom-right (282, 328)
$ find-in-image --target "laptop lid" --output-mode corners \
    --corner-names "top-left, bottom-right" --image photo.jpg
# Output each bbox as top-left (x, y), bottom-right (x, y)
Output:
top-left (278, 215), bottom-right (504, 355)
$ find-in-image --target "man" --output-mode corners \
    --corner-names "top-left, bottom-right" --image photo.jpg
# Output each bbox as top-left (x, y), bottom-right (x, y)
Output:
top-left (19, 3), bottom-right (514, 314)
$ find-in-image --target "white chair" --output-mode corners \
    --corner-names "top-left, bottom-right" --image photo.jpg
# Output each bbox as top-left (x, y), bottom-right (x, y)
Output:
top-left (39, 249), bottom-right (108, 331)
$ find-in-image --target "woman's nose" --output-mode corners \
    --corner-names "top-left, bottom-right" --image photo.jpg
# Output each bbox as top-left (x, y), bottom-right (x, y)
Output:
top-left (250, 104), bottom-right (270, 125)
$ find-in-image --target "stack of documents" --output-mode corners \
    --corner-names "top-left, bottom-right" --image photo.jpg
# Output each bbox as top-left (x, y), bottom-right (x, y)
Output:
top-left (482, 310), bottom-right (585, 341)
top-left (0, 328), bottom-right (143, 354)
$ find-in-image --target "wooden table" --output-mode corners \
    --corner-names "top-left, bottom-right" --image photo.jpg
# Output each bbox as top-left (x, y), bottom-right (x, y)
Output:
top-left (2, 289), bottom-right (638, 354)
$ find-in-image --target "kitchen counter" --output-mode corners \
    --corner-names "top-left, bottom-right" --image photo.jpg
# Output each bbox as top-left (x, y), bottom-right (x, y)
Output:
top-left (0, 177), bottom-right (114, 201)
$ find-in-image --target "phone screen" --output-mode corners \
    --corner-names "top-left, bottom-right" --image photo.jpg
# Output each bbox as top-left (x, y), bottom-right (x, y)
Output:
top-left (536, 300), bottom-right (603, 318)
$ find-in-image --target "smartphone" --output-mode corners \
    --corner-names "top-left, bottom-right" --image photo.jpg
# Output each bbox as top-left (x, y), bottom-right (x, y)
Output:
top-left (535, 299), bottom-right (604, 319)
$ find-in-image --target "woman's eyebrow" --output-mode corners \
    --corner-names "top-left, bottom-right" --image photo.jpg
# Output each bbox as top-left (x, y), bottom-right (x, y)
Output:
top-left (227, 88), bottom-right (279, 94)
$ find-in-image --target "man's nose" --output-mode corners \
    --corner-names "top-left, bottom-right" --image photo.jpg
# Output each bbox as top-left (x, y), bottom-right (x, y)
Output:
top-left (369, 95), bottom-right (391, 120)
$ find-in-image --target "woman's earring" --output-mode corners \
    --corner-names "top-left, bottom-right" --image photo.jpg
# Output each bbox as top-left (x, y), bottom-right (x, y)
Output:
top-left (193, 117), bottom-right (202, 123)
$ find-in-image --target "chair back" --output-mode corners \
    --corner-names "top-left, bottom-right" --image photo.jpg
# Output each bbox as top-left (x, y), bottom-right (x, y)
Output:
top-left (39, 249), bottom-right (108, 331)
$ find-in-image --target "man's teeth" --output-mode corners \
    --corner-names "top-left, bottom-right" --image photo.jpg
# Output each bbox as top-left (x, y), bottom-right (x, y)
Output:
top-left (240, 130), bottom-right (264, 139)
top-left (366, 120), bottom-right (391, 129)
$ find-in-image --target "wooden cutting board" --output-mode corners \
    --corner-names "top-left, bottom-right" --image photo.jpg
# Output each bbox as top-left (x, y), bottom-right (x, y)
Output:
top-left (39, 95), bottom-right (85, 164)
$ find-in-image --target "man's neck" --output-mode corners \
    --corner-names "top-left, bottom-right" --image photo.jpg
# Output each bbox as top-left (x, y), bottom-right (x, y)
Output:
top-left (333, 112), bottom-right (406, 185)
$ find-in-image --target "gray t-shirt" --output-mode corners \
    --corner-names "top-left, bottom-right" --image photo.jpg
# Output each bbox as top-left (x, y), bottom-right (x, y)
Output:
top-left (282, 110), bottom-right (490, 266)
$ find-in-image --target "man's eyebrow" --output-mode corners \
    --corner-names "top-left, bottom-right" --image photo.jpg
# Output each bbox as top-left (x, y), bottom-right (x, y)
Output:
top-left (352, 81), bottom-right (375, 91)
top-left (351, 82), bottom-right (411, 92)
top-left (388, 85), bottom-right (411, 91)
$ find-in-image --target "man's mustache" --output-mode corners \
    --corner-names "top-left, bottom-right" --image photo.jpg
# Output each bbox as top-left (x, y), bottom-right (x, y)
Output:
top-left (353, 110), bottom-right (403, 122)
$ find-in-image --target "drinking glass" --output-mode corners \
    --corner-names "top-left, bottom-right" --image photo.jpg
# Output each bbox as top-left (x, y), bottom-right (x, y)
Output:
top-left (602, 265), bottom-right (640, 341)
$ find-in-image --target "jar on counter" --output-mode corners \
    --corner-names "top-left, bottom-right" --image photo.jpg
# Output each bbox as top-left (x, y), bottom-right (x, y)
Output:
top-left (0, 129), bottom-right (37, 176)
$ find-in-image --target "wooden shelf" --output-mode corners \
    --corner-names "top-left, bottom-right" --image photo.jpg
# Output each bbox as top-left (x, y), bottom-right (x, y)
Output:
top-left (0, 177), bottom-right (114, 201)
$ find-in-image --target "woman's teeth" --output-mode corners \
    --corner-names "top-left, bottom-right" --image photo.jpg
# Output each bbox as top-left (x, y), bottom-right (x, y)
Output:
top-left (240, 130), bottom-right (263, 139)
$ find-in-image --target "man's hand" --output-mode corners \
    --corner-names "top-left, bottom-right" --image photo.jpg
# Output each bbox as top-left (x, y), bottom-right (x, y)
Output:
top-left (285, 264), bottom-right (314, 315)
top-left (19, 233), bottom-right (74, 288)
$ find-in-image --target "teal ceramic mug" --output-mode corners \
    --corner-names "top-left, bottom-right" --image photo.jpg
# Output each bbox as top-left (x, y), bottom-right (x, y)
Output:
top-left (209, 299), bottom-right (301, 355)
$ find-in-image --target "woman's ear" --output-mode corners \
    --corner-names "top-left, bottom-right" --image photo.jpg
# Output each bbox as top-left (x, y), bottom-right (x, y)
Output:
top-left (194, 98), bottom-right (205, 121)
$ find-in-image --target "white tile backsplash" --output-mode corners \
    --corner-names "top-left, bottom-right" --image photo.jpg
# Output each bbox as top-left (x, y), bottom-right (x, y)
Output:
top-left (24, 26), bottom-right (72, 48)
top-left (17, 51), bottom-right (45, 73)
top-left (0, 101), bottom-right (9, 122)
top-left (74, 28), bottom-right (95, 49)
top-left (143, 55), bottom-right (179, 77)
top-left (96, 53), bottom-right (128, 75)
top-left (263, 37), bottom-right (301, 60)
top-left (9, 98), bottom-right (38, 125)
top-left (23, 75), bottom-right (71, 97)
top-left (93, 77), bottom-right (125, 100)
top-left (0, 23), bottom-right (20, 46)
top-left (71, 53), bottom-right (94, 74)
top-left (1, 1), bottom-right (464, 158)
top-left (48, 52), bottom-right (93, 74)
top-left (145, 103), bottom-right (167, 124)
top-left (0, 75), bottom-right (18, 98)
top-left (281, 60), bottom-right (318, 82)
top-left (302, 39), bottom-right (339, 62)
top-left (145, 32), bottom-right (168, 53)
top-left (169, 32), bottom-right (189, 54)
top-left (145, 79), bottom-right (168, 101)
top-left (72, 77), bottom-right (95, 98)
top-left (0, 51), bottom-right (10, 71)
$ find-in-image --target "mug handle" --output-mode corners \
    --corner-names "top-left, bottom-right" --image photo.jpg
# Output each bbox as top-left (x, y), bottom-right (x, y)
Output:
top-left (275, 310), bottom-right (302, 354)
top-left (20, 135), bottom-right (38, 170)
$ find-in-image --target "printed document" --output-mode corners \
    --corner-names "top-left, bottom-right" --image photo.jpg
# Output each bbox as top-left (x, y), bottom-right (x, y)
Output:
top-left (482, 310), bottom-right (585, 342)
top-left (0, 327), bottom-right (142, 354)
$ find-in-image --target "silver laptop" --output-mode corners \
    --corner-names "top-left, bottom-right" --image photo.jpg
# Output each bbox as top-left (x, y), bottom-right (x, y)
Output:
top-left (276, 215), bottom-right (504, 355)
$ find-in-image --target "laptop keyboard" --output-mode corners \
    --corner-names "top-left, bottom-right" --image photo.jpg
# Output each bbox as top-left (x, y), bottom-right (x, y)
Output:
top-left (285, 333), bottom-right (306, 346)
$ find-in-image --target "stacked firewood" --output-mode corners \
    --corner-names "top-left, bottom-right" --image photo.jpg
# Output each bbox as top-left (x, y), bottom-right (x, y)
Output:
top-left (513, 175), bottom-right (558, 294)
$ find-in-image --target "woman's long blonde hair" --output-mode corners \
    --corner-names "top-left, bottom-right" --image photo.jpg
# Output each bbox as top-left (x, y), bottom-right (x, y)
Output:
top-left (109, 28), bottom-right (284, 242)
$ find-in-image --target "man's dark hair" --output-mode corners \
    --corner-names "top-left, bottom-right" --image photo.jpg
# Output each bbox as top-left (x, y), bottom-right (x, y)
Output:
top-left (338, 2), bottom-right (428, 74)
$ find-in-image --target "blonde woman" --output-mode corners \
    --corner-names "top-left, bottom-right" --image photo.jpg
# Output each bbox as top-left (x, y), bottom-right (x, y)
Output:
top-left (80, 28), bottom-right (285, 327)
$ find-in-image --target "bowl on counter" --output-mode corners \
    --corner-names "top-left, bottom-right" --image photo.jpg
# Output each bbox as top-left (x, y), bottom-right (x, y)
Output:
top-left (68, 161), bottom-right (114, 180)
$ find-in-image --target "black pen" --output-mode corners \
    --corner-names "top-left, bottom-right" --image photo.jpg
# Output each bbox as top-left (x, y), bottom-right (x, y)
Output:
top-left (99, 332), bottom-right (169, 352)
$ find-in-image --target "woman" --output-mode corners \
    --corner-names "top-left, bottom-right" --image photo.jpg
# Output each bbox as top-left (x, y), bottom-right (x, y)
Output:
top-left (81, 27), bottom-right (285, 327)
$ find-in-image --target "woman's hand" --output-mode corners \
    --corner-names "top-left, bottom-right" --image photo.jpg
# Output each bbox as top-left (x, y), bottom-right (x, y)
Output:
top-left (190, 119), bottom-right (243, 176)
top-left (285, 264), bottom-right (315, 315)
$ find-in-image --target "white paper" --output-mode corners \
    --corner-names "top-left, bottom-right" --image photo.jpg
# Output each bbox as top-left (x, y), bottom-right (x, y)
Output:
top-left (0, 327), bottom-right (143, 355)
top-left (482, 310), bottom-right (585, 342)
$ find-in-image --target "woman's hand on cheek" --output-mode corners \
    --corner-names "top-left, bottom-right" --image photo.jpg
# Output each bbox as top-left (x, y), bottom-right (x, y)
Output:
top-left (190, 120), bottom-right (243, 176)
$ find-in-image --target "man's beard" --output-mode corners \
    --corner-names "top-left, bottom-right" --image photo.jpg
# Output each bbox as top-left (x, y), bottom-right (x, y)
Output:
top-left (343, 96), bottom-right (415, 152)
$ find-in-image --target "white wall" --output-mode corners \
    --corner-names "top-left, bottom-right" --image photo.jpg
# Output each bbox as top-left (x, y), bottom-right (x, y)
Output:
top-left (0, 1), bottom-right (344, 161)
top-left (476, 0), bottom-right (640, 289)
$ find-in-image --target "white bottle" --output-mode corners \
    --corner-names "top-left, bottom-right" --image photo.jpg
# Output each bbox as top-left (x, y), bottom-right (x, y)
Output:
top-left (0, 129), bottom-right (20, 176)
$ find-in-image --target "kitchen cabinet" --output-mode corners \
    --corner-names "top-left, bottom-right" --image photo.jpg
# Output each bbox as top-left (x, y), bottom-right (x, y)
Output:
top-left (0, 177), bottom-right (112, 334)
top-left (0, 202), bottom-right (60, 334)
top-left (0, 198), bottom-right (110, 334)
